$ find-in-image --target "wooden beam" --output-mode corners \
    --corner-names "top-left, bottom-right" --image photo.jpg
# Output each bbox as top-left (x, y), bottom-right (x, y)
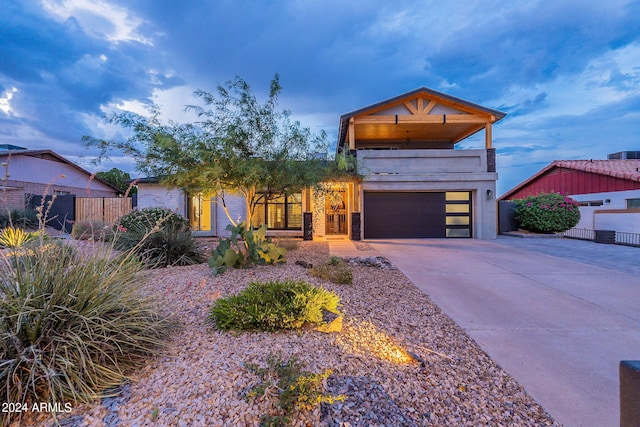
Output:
top-left (423, 100), bottom-right (437, 114)
top-left (403, 101), bottom-right (419, 115)
top-left (348, 117), bottom-right (355, 150)
top-left (354, 114), bottom-right (489, 125)
top-left (485, 122), bottom-right (492, 148)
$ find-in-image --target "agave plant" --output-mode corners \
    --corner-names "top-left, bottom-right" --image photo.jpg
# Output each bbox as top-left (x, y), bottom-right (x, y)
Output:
top-left (0, 226), bottom-right (41, 248)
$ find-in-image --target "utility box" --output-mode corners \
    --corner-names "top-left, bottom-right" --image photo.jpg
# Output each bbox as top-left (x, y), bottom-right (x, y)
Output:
top-left (594, 230), bottom-right (616, 244)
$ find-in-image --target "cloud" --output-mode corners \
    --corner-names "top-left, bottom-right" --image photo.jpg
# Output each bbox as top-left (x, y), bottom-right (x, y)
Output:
top-left (40, 0), bottom-right (152, 44)
top-left (0, 0), bottom-right (639, 194)
top-left (0, 87), bottom-right (18, 115)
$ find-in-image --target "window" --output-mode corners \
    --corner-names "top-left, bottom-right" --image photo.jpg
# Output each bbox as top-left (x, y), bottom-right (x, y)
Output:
top-left (445, 191), bottom-right (472, 238)
top-left (627, 198), bottom-right (640, 209)
top-left (578, 200), bottom-right (603, 207)
top-left (252, 193), bottom-right (302, 230)
top-left (188, 194), bottom-right (212, 231)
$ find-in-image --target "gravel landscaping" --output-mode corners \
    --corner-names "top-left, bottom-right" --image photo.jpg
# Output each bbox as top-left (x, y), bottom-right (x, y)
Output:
top-left (19, 240), bottom-right (558, 426)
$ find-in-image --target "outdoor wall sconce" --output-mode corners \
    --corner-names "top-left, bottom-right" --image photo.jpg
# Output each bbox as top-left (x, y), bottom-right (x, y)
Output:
top-left (605, 199), bottom-right (611, 204)
top-left (486, 189), bottom-right (493, 200)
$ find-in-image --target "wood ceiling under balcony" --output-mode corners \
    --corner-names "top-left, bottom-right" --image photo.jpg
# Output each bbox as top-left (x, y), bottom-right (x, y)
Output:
top-left (338, 88), bottom-right (506, 150)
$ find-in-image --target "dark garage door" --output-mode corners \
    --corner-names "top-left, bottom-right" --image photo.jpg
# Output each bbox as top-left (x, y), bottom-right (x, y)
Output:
top-left (364, 192), bottom-right (446, 238)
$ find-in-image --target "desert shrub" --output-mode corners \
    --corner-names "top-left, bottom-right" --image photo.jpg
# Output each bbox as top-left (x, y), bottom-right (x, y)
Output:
top-left (114, 206), bottom-right (189, 232)
top-left (0, 242), bottom-right (169, 423)
top-left (71, 220), bottom-right (114, 241)
top-left (245, 352), bottom-right (345, 426)
top-left (0, 226), bottom-right (45, 248)
top-left (0, 208), bottom-right (38, 229)
top-left (210, 280), bottom-right (340, 331)
top-left (514, 192), bottom-right (581, 233)
top-left (208, 222), bottom-right (286, 275)
top-left (113, 207), bottom-right (202, 267)
top-left (311, 256), bottom-right (353, 285)
top-left (114, 220), bottom-right (204, 267)
top-left (274, 237), bottom-right (300, 251)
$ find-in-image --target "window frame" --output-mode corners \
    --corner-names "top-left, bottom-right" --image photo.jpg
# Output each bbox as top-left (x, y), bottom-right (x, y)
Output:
top-left (252, 192), bottom-right (302, 230)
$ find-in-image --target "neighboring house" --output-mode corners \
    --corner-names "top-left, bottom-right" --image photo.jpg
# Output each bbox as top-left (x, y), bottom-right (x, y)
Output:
top-left (137, 87), bottom-right (506, 239)
top-left (0, 147), bottom-right (125, 232)
top-left (498, 153), bottom-right (640, 234)
top-left (0, 147), bottom-right (121, 210)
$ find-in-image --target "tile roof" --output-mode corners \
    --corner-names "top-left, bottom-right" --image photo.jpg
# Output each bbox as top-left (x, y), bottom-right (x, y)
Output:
top-left (552, 159), bottom-right (640, 182)
top-left (499, 159), bottom-right (640, 200)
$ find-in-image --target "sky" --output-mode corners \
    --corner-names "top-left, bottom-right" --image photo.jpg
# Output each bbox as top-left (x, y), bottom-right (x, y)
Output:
top-left (1, 0), bottom-right (639, 195)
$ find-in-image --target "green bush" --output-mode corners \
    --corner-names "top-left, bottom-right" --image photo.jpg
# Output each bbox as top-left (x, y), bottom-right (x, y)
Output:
top-left (71, 220), bottom-right (114, 241)
top-left (210, 280), bottom-right (340, 331)
top-left (0, 242), bottom-right (169, 423)
top-left (114, 220), bottom-right (204, 267)
top-left (114, 206), bottom-right (190, 232)
top-left (113, 207), bottom-right (202, 267)
top-left (0, 208), bottom-right (38, 229)
top-left (514, 192), bottom-right (581, 233)
top-left (311, 257), bottom-right (353, 285)
top-left (245, 352), bottom-right (345, 426)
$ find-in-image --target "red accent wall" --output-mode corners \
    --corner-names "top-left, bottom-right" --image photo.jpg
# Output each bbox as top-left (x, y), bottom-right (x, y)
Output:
top-left (506, 167), bottom-right (640, 200)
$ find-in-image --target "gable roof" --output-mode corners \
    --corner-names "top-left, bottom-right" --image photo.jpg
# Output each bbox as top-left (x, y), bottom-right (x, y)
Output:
top-left (337, 87), bottom-right (506, 150)
top-left (499, 159), bottom-right (640, 200)
top-left (0, 149), bottom-right (122, 194)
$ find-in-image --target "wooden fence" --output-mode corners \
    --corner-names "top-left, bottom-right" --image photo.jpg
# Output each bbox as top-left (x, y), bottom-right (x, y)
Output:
top-left (76, 197), bottom-right (132, 223)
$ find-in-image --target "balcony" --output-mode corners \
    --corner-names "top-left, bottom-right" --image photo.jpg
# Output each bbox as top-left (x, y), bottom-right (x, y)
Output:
top-left (356, 148), bottom-right (496, 184)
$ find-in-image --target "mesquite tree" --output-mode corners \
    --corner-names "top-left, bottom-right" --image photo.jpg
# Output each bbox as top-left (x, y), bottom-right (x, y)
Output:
top-left (85, 75), bottom-right (342, 225)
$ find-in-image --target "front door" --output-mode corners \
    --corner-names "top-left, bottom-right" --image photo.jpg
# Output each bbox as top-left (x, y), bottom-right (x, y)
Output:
top-left (325, 189), bottom-right (347, 235)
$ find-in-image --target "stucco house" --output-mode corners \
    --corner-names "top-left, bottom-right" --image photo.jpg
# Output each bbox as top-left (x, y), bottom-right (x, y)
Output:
top-left (498, 153), bottom-right (640, 237)
top-left (0, 147), bottom-right (121, 210)
top-left (137, 87), bottom-right (506, 240)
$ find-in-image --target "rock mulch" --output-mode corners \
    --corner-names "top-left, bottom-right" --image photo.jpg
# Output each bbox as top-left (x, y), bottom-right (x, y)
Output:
top-left (20, 240), bottom-right (557, 427)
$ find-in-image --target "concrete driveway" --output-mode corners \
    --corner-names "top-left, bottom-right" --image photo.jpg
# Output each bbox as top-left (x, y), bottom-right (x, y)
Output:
top-left (367, 237), bottom-right (640, 427)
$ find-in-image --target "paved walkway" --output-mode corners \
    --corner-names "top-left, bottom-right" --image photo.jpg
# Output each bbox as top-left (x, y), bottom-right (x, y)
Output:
top-left (322, 237), bottom-right (362, 258)
top-left (367, 237), bottom-right (640, 427)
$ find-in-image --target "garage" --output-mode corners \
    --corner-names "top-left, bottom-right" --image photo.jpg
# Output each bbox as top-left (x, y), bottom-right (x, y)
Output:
top-left (363, 191), bottom-right (472, 239)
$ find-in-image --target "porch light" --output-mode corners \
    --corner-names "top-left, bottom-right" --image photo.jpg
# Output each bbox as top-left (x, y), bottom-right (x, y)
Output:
top-left (486, 189), bottom-right (493, 200)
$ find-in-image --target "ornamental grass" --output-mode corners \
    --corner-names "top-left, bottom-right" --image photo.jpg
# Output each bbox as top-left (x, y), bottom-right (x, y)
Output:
top-left (0, 241), bottom-right (170, 424)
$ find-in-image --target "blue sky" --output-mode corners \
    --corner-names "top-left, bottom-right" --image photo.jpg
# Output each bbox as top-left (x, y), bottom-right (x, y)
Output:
top-left (1, 0), bottom-right (639, 195)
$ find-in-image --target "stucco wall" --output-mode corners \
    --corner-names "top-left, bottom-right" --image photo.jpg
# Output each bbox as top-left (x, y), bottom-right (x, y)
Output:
top-left (215, 192), bottom-right (246, 237)
top-left (594, 210), bottom-right (640, 233)
top-left (571, 189), bottom-right (640, 231)
top-left (135, 184), bottom-right (249, 236)
top-left (136, 184), bottom-right (187, 217)
top-left (357, 149), bottom-right (498, 239)
top-left (4, 156), bottom-right (115, 192)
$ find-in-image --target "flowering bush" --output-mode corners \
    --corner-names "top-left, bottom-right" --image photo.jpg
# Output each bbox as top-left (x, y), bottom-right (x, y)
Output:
top-left (514, 192), bottom-right (581, 233)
